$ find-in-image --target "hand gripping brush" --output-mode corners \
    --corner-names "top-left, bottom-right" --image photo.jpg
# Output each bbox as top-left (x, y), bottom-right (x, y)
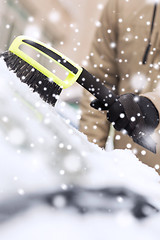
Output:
top-left (0, 35), bottom-right (157, 153)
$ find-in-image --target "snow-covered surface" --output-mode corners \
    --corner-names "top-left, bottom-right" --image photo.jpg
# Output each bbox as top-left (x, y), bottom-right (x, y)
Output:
top-left (0, 59), bottom-right (160, 239)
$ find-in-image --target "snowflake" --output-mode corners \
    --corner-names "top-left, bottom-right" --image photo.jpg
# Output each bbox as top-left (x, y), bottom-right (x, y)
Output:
top-left (18, 188), bottom-right (25, 195)
top-left (118, 18), bottom-right (123, 23)
top-left (53, 195), bottom-right (66, 208)
top-left (130, 73), bottom-right (148, 91)
top-left (155, 164), bottom-right (160, 170)
top-left (115, 135), bottom-right (121, 140)
top-left (28, 16), bottom-right (34, 23)
top-left (59, 169), bottom-right (65, 175)
top-left (126, 143), bottom-right (132, 149)
top-left (6, 24), bottom-right (10, 29)
top-left (95, 21), bottom-right (102, 27)
top-left (126, 28), bottom-right (131, 32)
top-left (97, 3), bottom-right (104, 10)
top-left (48, 10), bottom-right (61, 23)
top-left (141, 150), bottom-right (146, 156)
top-left (61, 184), bottom-right (68, 190)
top-left (110, 42), bottom-right (116, 48)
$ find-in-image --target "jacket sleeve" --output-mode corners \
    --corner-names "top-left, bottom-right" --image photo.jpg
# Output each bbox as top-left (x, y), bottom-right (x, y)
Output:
top-left (79, 0), bottom-right (119, 148)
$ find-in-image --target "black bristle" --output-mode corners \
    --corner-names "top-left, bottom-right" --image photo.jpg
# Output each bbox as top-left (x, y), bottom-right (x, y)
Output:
top-left (8, 56), bottom-right (20, 70)
top-left (0, 51), bottom-right (62, 106)
top-left (10, 57), bottom-right (20, 71)
top-left (14, 59), bottom-right (26, 72)
top-left (25, 71), bottom-right (37, 86)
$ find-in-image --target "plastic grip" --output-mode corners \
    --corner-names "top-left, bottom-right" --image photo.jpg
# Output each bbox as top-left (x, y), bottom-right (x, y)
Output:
top-left (9, 35), bottom-right (83, 89)
top-left (77, 68), bottom-right (117, 109)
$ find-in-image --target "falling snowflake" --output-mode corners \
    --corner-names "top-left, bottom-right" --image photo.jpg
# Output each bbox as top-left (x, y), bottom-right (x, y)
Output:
top-left (48, 10), bottom-right (61, 23)
top-left (95, 21), bottom-right (102, 27)
top-left (28, 16), bottom-right (34, 23)
top-left (130, 73), bottom-right (148, 91)
top-left (97, 3), bottom-right (104, 10)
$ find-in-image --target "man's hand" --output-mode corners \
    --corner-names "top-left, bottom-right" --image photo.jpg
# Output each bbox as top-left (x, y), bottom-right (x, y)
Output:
top-left (90, 93), bottom-right (159, 137)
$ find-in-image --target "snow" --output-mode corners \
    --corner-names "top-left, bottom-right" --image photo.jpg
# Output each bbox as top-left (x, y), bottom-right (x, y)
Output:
top-left (130, 73), bottom-right (148, 91)
top-left (48, 10), bottom-right (61, 23)
top-left (0, 58), bottom-right (160, 239)
top-left (24, 25), bottom-right (42, 39)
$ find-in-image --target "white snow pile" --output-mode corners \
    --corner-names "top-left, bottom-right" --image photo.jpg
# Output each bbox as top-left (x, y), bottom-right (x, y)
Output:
top-left (81, 148), bottom-right (160, 196)
top-left (0, 58), bottom-right (160, 239)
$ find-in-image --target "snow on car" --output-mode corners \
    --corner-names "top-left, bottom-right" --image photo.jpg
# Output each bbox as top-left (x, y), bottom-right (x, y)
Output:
top-left (0, 59), bottom-right (160, 239)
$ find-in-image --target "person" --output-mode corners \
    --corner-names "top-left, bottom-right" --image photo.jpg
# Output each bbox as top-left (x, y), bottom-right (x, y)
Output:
top-left (79, 0), bottom-right (160, 174)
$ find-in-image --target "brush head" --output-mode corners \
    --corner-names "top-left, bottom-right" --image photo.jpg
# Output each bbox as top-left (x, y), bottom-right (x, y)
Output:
top-left (0, 51), bottom-right (62, 106)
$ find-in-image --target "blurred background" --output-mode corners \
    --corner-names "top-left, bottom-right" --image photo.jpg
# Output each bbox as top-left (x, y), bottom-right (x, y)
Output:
top-left (0, 1), bottom-right (160, 239)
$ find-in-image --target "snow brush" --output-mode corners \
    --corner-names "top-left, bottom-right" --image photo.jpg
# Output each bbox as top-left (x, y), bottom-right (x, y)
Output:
top-left (0, 35), bottom-right (156, 153)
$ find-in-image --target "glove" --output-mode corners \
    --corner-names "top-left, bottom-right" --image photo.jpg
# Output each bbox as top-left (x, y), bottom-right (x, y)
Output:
top-left (90, 93), bottom-right (159, 137)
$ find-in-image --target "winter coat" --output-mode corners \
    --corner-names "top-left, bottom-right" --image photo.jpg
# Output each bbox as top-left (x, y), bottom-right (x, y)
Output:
top-left (79, 0), bottom-right (160, 174)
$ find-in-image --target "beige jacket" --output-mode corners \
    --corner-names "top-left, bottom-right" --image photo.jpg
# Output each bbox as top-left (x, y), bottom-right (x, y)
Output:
top-left (79, 0), bottom-right (160, 173)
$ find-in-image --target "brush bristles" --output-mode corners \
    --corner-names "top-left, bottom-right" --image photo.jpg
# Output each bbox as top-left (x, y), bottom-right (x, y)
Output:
top-left (0, 51), bottom-right (62, 106)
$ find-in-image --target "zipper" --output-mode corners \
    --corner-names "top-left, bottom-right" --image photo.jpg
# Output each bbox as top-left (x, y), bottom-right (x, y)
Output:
top-left (142, 2), bottom-right (157, 64)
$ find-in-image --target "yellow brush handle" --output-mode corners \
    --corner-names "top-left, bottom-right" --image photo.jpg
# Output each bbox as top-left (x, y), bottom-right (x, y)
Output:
top-left (9, 35), bottom-right (83, 89)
